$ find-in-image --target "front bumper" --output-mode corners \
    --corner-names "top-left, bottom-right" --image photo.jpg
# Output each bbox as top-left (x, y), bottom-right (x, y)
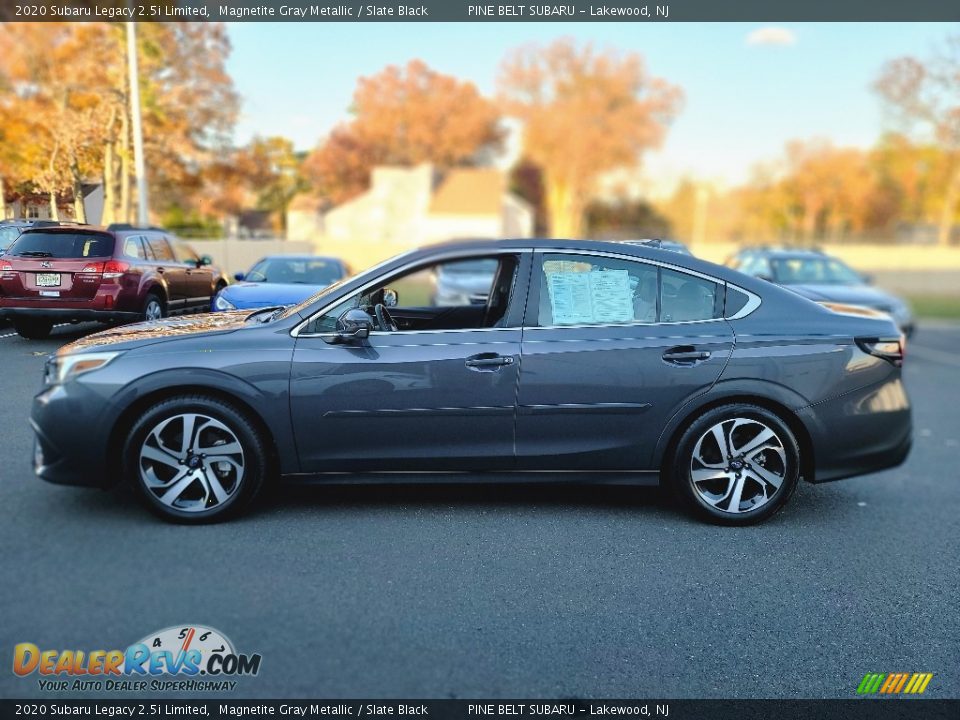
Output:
top-left (31, 382), bottom-right (114, 488)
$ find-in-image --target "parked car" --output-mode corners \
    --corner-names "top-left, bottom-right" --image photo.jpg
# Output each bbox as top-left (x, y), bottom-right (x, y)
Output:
top-left (619, 238), bottom-right (694, 255)
top-left (0, 226), bottom-right (229, 339)
top-left (212, 255), bottom-right (350, 312)
top-left (727, 247), bottom-right (914, 336)
top-left (31, 238), bottom-right (910, 525)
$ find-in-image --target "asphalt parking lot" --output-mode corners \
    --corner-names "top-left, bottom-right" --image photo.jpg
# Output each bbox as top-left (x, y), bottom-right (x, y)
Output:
top-left (0, 320), bottom-right (958, 700)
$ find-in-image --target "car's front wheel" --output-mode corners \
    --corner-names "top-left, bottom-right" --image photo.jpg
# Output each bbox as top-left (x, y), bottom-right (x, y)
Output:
top-left (125, 395), bottom-right (268, 523)
top-left (672, 404), bottom-right (800, 525)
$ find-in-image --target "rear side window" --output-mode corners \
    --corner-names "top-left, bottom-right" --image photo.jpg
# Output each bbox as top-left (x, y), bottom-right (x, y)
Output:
top-left (535, 254), bottom-right (723, 326)
top-left (8, 231), bottom-right (114, 259)
top-left (122, 236), bottom-right (146, 259)
top-left (660, 268), bottom-right (723, 322)
top-left (146, 236), bottom-right (175, 262)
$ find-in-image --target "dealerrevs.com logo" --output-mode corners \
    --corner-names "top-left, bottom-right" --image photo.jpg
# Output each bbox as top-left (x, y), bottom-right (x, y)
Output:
top-left (13, 625), bottom-right (261, 693)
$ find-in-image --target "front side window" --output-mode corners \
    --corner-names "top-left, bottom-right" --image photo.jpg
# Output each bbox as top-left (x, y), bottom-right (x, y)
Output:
top-left (146, 236), bottom-right (175, 262)
top-left (247, 258), bottom-right (346, 286)
top-left (535, 253), bottom-right (722, 326)
top-left (307, 254), bottom-right (516, 334)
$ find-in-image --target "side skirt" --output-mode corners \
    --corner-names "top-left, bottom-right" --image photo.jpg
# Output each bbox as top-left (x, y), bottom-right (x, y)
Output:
top-left (280, 470), bottom-right (661, 487)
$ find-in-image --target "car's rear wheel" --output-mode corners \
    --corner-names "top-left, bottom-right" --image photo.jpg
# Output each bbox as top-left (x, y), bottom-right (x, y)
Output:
top-left (14, 318), bottom-right (53, 340)
top-left (142, 292), bottom-right (166, 322)
top-left (672, 404), bottom-right (799, 525)
top-left (125, 395), bottom-right (268, 523)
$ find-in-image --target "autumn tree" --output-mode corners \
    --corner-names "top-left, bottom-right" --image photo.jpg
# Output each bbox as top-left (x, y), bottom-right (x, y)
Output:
top-left (875, 36), bottom-right (960, 245)
top-left (303, 60), bottom-right (502, 203)
top-left (498, 38), bottom-right (682, 237)
top-left (0, 21), bottom-right (237, 224)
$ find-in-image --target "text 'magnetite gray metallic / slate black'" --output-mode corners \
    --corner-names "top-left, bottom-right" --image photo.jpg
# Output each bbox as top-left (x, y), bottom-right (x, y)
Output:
top-left (31, 239), bottom-right (911, 524)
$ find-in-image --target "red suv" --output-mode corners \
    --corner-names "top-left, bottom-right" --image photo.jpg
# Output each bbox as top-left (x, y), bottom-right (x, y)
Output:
top-left (0, 226), bottom-right (229, 339)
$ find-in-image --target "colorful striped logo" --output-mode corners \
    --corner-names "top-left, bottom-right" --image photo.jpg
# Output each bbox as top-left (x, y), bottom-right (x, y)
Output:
top-left (857, 673), bottom-right (934, 695)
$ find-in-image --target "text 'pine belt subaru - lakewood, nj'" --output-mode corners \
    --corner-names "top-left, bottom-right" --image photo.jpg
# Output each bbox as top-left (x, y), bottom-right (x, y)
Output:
top-left (31, 239), bottom-right (910, 524)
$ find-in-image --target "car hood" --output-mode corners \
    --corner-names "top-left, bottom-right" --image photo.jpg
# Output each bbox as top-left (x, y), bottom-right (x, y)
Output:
top-left (783, 283), bottom-right (900, 308)
top-left (222, 282), bottom-right (329, 307)
top-left (57, 311), bottom-right (254, 356)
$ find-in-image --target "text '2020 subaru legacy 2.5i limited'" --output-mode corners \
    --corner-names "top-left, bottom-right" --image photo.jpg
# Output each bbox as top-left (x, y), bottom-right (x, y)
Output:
top-left (32, 239), bottom-right (911, 524)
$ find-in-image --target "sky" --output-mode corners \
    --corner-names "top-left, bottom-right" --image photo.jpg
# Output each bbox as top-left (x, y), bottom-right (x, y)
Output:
top-left (225, 22), bottom-right (955, 195)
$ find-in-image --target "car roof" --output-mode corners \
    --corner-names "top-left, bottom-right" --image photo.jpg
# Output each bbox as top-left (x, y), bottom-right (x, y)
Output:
top-left (259, 254), bottom-right (344, 262)
top-left (737, 246), bottom-right (828, 259)
top-left (409, 237), bottom-right (751, 286)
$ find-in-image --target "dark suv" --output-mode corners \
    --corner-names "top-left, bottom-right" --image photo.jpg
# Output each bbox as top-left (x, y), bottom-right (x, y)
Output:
top-left (0, 226), bottom-right (229, 339)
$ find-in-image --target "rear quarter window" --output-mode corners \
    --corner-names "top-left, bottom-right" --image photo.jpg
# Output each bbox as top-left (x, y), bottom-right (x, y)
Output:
top-left (8, 231), bottom-right (115, 258)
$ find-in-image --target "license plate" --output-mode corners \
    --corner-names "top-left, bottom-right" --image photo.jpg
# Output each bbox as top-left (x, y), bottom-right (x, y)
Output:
top-left (36, 273), bottom-right (61, 287)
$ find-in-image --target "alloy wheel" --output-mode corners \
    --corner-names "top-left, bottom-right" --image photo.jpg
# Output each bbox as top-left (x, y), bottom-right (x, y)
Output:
top-left (145, 299), bottom-right (164, 321)
top-left (138, 413), bottom-right (245, 513)
top-left (689, 417), bottom-right (788, 515)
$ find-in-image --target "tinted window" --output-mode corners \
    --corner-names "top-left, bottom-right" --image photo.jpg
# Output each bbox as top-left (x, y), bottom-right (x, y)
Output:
top-left (725, 286), bottom-right (750, 317)
top-left (660, 268), bottom-right (722, 322)
top-left (146, 236), bottom-right (175, 262)
top-left (8, 231), bottom-right (114, 259)
top-left (536, 254), bottom-right (658, 326)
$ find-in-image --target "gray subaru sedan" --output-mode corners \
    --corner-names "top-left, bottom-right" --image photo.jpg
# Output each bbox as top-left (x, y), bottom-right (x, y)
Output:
top-left (32, 239), bottom-right (911, 525)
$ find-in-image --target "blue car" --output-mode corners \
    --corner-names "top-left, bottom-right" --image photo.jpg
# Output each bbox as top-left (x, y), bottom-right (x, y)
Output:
top-left (212, 255), bottom-right (350, 311)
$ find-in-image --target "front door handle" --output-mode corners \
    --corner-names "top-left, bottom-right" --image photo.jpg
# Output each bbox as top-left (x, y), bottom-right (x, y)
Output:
top-left (465, 353), bottom-right (515, 371)
top-left (662, 346), bottom-right (711, 364)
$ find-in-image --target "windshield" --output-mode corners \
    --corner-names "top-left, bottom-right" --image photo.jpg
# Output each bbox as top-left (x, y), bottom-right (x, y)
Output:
top-left (8, 231), bottom-right (115, 259)
top-left (245, 257), bottom-right (346, 285)
top-left (770, 257), bottom-right (863, 285)
top-left (0, 226), bottom-right (21, 251)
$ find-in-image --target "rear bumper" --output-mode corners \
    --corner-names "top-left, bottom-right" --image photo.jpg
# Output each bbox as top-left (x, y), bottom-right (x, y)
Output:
top-left (798, 376), bottom-right (912, 483)
top-left (0, 307), bottom-right (139, 323)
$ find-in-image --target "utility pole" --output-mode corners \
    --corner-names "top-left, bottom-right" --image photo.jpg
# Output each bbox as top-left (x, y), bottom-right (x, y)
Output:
top-left (126, 21), bottom-right (149, 227)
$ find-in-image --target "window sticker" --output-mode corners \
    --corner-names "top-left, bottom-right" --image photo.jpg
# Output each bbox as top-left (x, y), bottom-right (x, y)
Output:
top-left (546, 268), bottom-right (635, 325)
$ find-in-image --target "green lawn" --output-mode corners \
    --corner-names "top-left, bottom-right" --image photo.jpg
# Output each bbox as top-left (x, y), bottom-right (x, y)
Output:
top-left (906, 294), bottom-right (960, 320)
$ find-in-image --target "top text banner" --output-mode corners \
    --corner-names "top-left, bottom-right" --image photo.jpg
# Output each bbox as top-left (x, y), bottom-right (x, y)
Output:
top-left (3, 0), bottom-right (959, 21)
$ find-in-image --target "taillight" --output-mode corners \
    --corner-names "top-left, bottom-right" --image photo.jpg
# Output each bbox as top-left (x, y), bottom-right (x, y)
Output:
top-left (102, 260), bottom-right (130, 281)
top-left (0, 261), bottom-right (13, 279)
top-left (0, 262), bottom-right (12, 272)
top-left (856, 337), bottom-right (904, 367)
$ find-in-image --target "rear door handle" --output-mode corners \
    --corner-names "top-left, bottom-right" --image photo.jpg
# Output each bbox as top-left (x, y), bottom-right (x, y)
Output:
top-left (465, 353), bottom-right (515, 371)
top-left (662, 346), bottom-right (711, 364)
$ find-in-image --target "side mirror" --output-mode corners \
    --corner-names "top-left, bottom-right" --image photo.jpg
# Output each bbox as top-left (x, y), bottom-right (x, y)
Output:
top-left (234, 272), bottom-right (246, 281)
top-left (326, 308), bottom-right (373, 345)
top-left (198, 255), bottom-right (213, 267)
top-left (383, 288), bottom-right (399, 307)
top-left (861, 273), bottom-right (874, 285)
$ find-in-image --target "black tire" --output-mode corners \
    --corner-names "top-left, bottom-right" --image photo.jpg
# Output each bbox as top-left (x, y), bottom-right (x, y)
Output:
top-left (671, 403), bottom-right (800, 526)
top-left (141, 292), bottom-right (166, 322)
top-left (124, 395), bottom-right (269, 523)
top-left (14, 318), bottom-right (53, 340)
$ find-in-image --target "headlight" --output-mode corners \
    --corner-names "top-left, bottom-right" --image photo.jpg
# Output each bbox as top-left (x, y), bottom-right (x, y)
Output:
top-left (45, 351), bottom-right (122, 385)
top-left (214, 293), bottom-right (236, 311)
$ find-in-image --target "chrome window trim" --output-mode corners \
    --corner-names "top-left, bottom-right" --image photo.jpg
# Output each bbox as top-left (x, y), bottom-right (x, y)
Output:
top-left (291, 245), bottom-right (762, 338)
top-left (291, 247), bottom-right (528, 338)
